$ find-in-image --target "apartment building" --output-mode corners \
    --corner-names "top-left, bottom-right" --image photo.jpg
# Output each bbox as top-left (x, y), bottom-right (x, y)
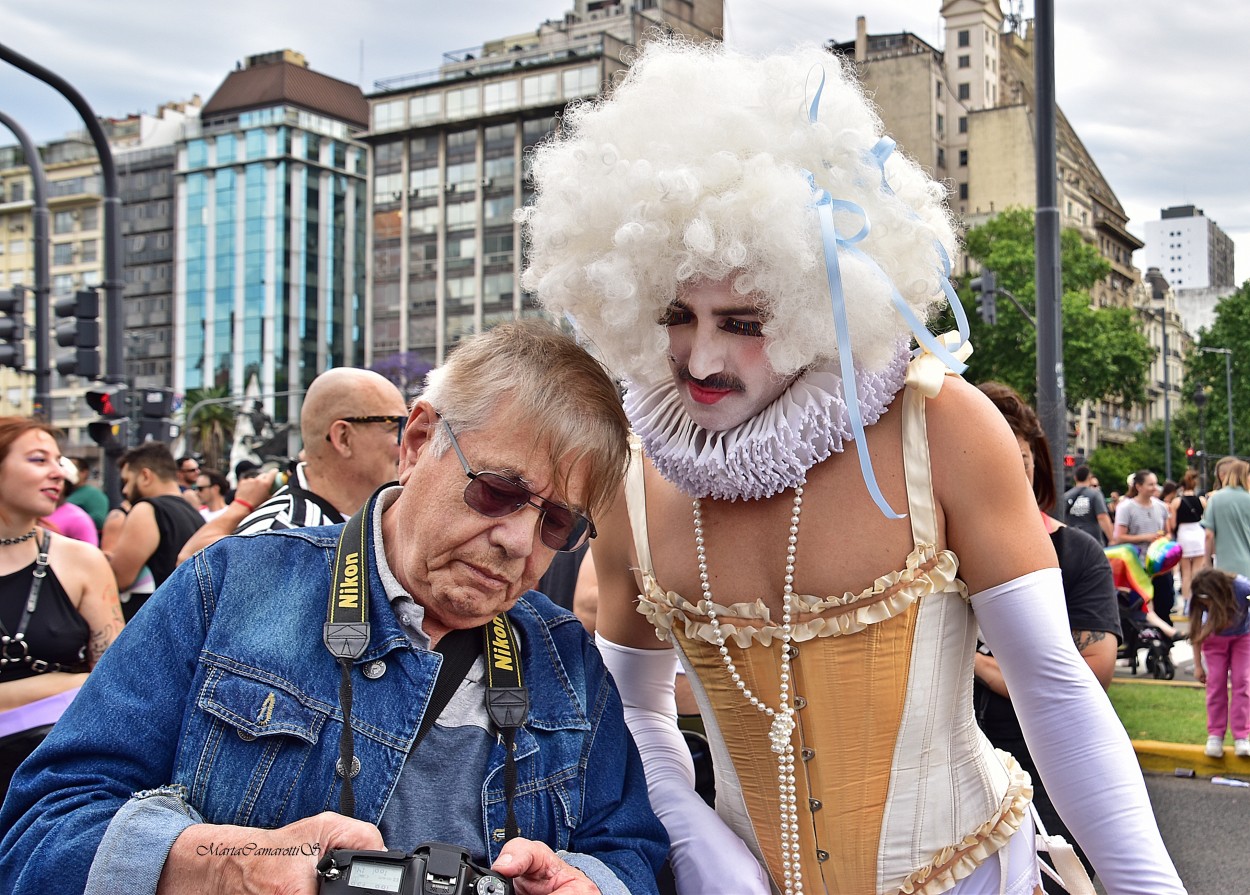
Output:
top-left (361, 0), bottom-right (722, 367)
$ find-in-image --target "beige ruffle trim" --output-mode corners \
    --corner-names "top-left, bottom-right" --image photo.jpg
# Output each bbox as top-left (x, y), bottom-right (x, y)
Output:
top-left (637, 542), bottom-right (968, 647)
top-left (894, 751), bottom-right (1034, 895)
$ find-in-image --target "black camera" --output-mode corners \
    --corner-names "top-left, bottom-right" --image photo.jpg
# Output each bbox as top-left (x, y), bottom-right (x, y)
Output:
top-left (317, 842), bottom-right (512, 895)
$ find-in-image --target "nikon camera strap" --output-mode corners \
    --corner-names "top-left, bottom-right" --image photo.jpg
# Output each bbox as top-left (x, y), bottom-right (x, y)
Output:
top-left (324, 487), bottom-right (529, 839)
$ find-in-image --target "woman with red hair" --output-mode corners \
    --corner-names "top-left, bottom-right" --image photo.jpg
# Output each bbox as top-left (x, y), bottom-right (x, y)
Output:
top-left (0, 417), bottom-right (122, 798)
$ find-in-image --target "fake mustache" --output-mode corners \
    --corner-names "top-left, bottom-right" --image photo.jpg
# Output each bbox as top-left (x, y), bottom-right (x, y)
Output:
top-left (674, 364), bottom-right (746, 393)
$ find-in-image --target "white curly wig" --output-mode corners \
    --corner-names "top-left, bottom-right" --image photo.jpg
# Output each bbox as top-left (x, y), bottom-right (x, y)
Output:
top-left (519, 38), bottom-right (960, 387)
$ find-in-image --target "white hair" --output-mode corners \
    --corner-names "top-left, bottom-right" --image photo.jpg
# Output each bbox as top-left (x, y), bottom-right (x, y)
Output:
top-left (519, 38), bottom-right (959, 385)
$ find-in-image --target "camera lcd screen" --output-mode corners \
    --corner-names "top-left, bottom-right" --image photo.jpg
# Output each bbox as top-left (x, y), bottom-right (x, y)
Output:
top-left (348, 859), bottom-right (405, 891)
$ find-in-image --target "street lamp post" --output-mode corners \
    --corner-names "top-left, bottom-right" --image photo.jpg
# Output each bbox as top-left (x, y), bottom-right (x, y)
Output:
top-left (1194, 387), bottom-right (1209, 488)
top-left (1199, 346), bottom-right (1234, 457)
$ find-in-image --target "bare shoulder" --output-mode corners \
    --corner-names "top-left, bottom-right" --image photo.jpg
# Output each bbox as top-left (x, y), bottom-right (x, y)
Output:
top-left (47, 533), bottom-right (114, 589)
top-left (924, 377), bottom-right (1058, 591)
top-left (924, 376), bottom-right (1021, 469)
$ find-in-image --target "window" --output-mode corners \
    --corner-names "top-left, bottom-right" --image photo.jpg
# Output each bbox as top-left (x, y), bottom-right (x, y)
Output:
top-left (445, 161), bottom-right (477, 193)
top-left (374, 100), bottom-right (406, 131)
top-left (958, 55), bottom-right (970, 69)
top-left (446, 86), bottom-right (480, 119)
top-left (562, 64), bottom-right (600, 99)
top-left (958, 116), bottom-right (968, 134)
top-left (522, 73), bottom-right (558, 106)
top-left (483, 81), bottom-right (517, 114)
top-left (484, 156), bottom-right (515, 189)
top-left (959, 149), bottom-right (968, 167)
top-left (54, 211), bottom-right (75, 234)
top-left (409, 94), bottom-right (441, 125)
top-left (374, 172), bottom-right (403, 206)
top-left (409, 166), bottom-right (439, 198)
top-left (81, 240), bottom-right (98, 263)
top-left (957, 83), bottom-right (970, 101)
top-left (484, 123), bottom-right (515, 153)
top-left (936, 148), bottom-right (945, 169)
top-left (958, 183), bottom-right (969, 200)
top-left (186, 140), bottom-right (208, 168)
top-left (53, 243), bottom-right (74, 265)
top-left (936, 114), bottom-right (944, 137)
top-left (409, 205), bottom-right (439, 235)
top-left (936, 82), bottom-right (943, 99)
top-left (957, 29), bottom-right (970, 48)
top-left (446, 200), bottom-right (478, 230)
top-left (484, 195), bottom-right (515, 227)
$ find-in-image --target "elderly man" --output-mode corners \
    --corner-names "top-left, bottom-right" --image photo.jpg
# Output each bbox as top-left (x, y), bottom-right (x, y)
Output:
top-left (178, 367), bottom-right (409, 561)
top-left (0, 321), bottom-right (667, 895)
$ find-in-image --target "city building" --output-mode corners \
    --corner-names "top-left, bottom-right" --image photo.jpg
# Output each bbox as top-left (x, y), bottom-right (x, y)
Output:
top-left (1143, 205), bottom-right (1237, 339)
top-left (0, 135), bottom-right (105, 447)
top-left (0, 101), bottom-right (200, 452)
top-left (1143, 204), bottom-right (1236, 292)
top-left (109, 99), bottom-right (201, 391)
top-left (361, 0), bottom-right (722, 367)
top-left (176, 50), bottom-right (370, 439)
top-left (828, 0), bottom-right (1150, 453)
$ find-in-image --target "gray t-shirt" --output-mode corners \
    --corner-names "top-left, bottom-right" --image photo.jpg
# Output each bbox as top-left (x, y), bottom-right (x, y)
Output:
top-left (1064, 484), bottom-right (1109, 544)
top-left (1114, 497), bottom-right (1167, 539)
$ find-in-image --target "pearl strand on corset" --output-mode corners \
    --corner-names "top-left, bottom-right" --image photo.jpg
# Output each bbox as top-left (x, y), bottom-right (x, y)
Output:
top-left (692, 484), bottom-right (804, 895)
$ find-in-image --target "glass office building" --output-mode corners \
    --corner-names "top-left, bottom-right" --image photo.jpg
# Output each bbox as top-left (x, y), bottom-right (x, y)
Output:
top-left (176, 50), bottom-right (369, 427)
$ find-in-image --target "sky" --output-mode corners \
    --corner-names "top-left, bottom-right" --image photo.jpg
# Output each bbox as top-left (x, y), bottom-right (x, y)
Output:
top-left (1, 0), bottom-right (1247, 285)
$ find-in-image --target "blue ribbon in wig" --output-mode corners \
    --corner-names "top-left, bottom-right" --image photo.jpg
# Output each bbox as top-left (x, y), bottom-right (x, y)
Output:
top-left (804, 69), bottom-right (972, 518)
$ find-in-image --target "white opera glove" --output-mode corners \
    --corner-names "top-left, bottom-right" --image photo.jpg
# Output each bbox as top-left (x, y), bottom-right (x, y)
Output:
top-left (596, 633), bottom-right (772, 895)
top-left (972, 569), bottom-right (1187, 895)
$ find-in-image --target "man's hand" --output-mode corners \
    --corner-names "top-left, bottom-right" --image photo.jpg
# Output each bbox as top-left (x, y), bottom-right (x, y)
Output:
top-left (491, 839), bottom-right (600, 895)
top-left (158, 812), bottom-right (385, 895)
top-left (235, 469), bottom-right (280, 508)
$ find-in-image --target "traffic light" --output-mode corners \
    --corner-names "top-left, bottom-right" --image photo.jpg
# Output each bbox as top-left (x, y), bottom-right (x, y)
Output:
top-left (0, 285), bottom-right (27, 369)
top-left (136, 387), bottom-right (179, 443)
top-left (969, 270), bottom-right (997, 325)
top-left (54, 288), bottom-right (101, 379)
top-left (86, 384), bottom-right (130, 455)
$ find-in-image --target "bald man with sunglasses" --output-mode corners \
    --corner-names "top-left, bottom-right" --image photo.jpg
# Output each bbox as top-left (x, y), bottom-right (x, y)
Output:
top-left (177, 366), bottom-right (409, 561)
top-left (1, 321), bottom-right (667, 895)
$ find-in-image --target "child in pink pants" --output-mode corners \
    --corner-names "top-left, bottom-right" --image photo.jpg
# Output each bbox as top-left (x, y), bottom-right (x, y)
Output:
top-left (1191, 568), bottom-right (1250, 757)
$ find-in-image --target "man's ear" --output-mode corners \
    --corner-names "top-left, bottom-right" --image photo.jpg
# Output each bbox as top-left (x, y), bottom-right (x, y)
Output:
top-left (398, 401), bottom-right (438, 483)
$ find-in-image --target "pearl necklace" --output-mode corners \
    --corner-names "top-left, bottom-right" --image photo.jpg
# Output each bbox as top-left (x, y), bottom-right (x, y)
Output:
top-left (0, 529), bottom-right (38, 546)
top-left (692, 484), bottom-right (805, 895)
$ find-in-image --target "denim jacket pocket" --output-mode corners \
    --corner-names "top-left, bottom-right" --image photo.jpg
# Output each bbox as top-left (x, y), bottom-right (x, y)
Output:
top-left (184, 661), bottom-right (334, 828)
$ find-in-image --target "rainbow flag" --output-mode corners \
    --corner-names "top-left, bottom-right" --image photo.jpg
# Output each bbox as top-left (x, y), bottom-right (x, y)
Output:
top-left (1104, 543), bottom-right (1155, 605)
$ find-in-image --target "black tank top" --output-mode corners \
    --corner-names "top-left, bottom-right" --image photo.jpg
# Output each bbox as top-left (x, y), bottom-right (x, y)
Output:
top-left (1176, 494), bottom-right (1204, 525)
top-left (140, 494), bottom-right (206, 587)
top-left (0, 560), bottom-right (89, 682)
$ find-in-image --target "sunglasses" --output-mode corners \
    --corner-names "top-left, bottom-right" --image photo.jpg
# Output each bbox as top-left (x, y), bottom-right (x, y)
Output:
top-left (440, 416), bottom-right (594, 553)
top-left (327, 415), bottom-right (408, 445)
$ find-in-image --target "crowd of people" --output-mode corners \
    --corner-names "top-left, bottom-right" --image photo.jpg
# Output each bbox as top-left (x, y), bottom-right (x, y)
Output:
top-left (0, 36), bottom-right (1219, 895)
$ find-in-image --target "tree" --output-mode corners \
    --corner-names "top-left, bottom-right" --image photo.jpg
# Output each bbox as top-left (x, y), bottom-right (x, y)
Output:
top-left (183, 386), bottom-right (237, 472)
top-left (1088, 414), bottom-right (1199, 495)
top-left (371, 351), bottom-right (434, 400)
top-left (1185, 279), bottom-right (1250, 459)
top-left (954, 207), bottom-right (1153, 410)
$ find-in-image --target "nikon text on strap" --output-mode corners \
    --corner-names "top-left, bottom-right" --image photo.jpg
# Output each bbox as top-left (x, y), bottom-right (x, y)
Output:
top-left (323, 487), bottom-right (529, 838)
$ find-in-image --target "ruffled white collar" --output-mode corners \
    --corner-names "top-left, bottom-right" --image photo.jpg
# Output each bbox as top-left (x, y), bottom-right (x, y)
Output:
top-left (624, 348), bottom-right (909, 501)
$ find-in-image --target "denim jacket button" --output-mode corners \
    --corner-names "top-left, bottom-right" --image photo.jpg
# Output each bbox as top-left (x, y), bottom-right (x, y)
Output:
top-left (363, 660), bottom-right (386, 680)
top-left (336, 756), bottom-right (361, 779)
top-left (236, 729), bottom-right (257, 742)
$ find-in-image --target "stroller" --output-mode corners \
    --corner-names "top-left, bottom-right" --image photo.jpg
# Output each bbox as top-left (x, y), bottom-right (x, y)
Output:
top-left (1105, 539), bottom-right (1182, 680)
top-left (1116, 589), bottom-right (1175, 679)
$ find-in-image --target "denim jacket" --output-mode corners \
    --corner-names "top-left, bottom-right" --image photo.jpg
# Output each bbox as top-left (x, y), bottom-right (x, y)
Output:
top-left (0, 524), bottom-right (667, 895)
